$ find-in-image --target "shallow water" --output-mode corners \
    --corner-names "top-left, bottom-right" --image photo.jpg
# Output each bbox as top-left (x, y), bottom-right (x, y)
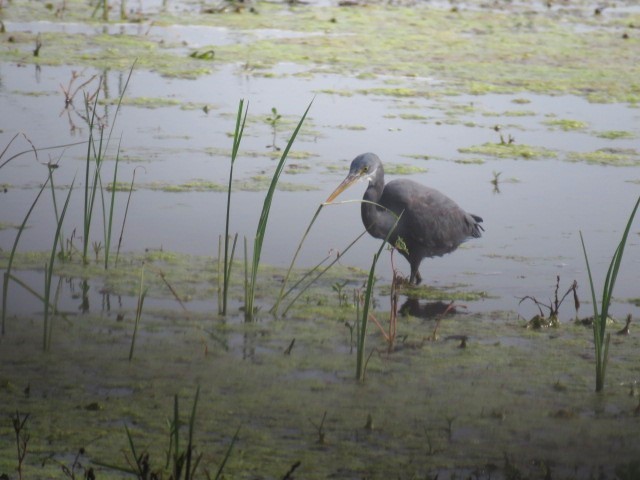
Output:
top-left (1, 1), bottom-right (640, 477)
top-left (2, 62), bottom-right (639, 320)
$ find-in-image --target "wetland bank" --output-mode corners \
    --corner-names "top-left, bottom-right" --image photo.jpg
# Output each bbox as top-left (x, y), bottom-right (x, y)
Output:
top-left (2, 0), bottom-right (640, 478)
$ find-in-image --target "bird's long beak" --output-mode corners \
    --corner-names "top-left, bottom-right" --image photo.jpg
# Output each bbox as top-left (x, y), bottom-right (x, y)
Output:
top-left (325, 173), bottom-right (360, 204)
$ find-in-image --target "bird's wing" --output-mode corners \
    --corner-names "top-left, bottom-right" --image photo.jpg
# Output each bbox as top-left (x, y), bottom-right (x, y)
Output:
top-left (383, 180), bottom-right (478, 254)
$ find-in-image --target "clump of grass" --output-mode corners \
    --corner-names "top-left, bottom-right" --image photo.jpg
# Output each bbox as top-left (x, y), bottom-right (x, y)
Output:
top-left (116, 386), bottom-right (239, 480)
top-left (580, 196), bottom-right (640, 392)
top-left (82, 63), bottom-right (134, 268)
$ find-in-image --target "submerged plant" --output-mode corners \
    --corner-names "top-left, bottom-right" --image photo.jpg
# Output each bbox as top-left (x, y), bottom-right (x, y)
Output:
top-left (580, 196), bottom-right (640, 392)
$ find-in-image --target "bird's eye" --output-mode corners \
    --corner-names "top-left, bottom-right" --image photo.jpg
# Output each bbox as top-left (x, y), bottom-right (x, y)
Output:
top-left (362, 166), bottom-right (369, 173)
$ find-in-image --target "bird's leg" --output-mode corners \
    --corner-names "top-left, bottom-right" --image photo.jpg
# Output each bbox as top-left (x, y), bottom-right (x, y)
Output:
top-left (409, 267), bottom-right (422, 285)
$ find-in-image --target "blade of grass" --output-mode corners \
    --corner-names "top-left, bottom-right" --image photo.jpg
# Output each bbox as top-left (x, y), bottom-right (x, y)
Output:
top-left (102, 136), bottom-right (123, 269)
top-left (212, 426), bottom-right (240, 480)
top-left (43, 178), bottom-right (75, 351)
top-left (271, 204), bottom-right (324, 316)
top-left (245, 100), bottom-right (313, 321)
top-left (356, 210), bottom-right (402, 381)
top-left (281, 230), bottom-right (367, 317)
top-left (221, 100), bottom-right (248, 316)
top-left (115, 166), bottom-right (143, 267)
top-left (185, 385), bottom-right (201, 479)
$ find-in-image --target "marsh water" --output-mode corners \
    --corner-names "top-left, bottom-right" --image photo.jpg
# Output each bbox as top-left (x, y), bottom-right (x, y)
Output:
top-left (1, 0), bottom-right (640, 478)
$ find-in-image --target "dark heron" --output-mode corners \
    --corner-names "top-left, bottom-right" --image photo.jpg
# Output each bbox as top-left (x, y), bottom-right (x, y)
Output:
top-left (325, 152), bottom-right (483, 285)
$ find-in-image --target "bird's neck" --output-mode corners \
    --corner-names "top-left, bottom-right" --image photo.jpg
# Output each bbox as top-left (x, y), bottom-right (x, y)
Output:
top-left (361, 181), bottom-right (392, 239)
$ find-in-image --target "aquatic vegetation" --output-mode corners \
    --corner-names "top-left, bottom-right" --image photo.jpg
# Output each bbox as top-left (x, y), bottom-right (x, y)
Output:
top-left (596, 130), bottom-right (635, 140)
top-left (567, 148), bottom-right (640, 166)
top-left (543, 118), bottom-right (589, 131)
top-left (120, 386), bottom-right (237, 479)
top-left (128, 266), bottom-right (148, 361)
top-left (81, 64), bottom-right (134, 268)
top-left (459, 142), bottom-right (557, 160)
top-left (383, 163), bottom-right (427, 175)
top-left (219, 99), bottom-right (247, 316)
top-left (580, 196), bottom-right (640, 392)
top-left (245, 100), bottom-right (313, 321)
top-left (519, 276), bottom-right (579, 330)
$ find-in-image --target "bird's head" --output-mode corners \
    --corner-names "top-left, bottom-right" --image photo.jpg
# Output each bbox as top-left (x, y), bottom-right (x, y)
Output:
top-left (325, 153), bottom-right (382, 203)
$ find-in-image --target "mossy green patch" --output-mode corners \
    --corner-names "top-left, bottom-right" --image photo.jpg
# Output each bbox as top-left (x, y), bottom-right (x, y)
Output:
top-left (459, 142), bottom-right (557, 160)
top-left (384, 163), bottom-right (427, 175)
top-left (544, 118), bottom-right (589, 131)
top-left (388, 283), bottom-right (492, 302)
top-left (3, 1), bottom-right (640, 103)
top-left (99, 96), bottom-right (182, 108)
top-left (143, 177), bottom-right (318, 193)
top-left (596, 130), bottom-right (635, 140)
top-left (566, 148), bottom-right (640, 166)
top-left (2, 242), bottom-right (640, 476)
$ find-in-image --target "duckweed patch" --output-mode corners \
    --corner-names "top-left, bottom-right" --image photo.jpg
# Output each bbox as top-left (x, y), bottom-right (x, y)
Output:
top-left (384, 163), bottom-right (428, 175)
top-left (458, 142), bottom-right (557, 160)
top-left (392, 283), bottom-right (492, 302)
top-left (544, 118), bottom-right (589, 131)
top-left (3, 268), bottom-right (639, 477)
top-left (567, 148), bottom-right (640, 167)
top-left (596, 130), bottom-right (636, 140)
top-left (2, 0), bottom-right (640, 103)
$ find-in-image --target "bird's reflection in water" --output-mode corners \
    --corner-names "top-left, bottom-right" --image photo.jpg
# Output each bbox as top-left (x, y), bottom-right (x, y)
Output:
top-left (399, 298), bottom-right (459, 320)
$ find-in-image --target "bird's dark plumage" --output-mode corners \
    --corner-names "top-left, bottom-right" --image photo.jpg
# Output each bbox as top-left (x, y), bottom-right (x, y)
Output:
top-left (326, 153), bottom-right (483, 284)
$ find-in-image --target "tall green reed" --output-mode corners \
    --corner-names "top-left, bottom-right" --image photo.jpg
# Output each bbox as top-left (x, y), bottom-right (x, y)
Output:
top-left (218, 100), bottom-right (248, 315)
top-left (244, 100), bottom-right (312, 321)
top-left (580, 196), bottom-right (640, 392)
top-left (82, 63), bottom-right (134, 267)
